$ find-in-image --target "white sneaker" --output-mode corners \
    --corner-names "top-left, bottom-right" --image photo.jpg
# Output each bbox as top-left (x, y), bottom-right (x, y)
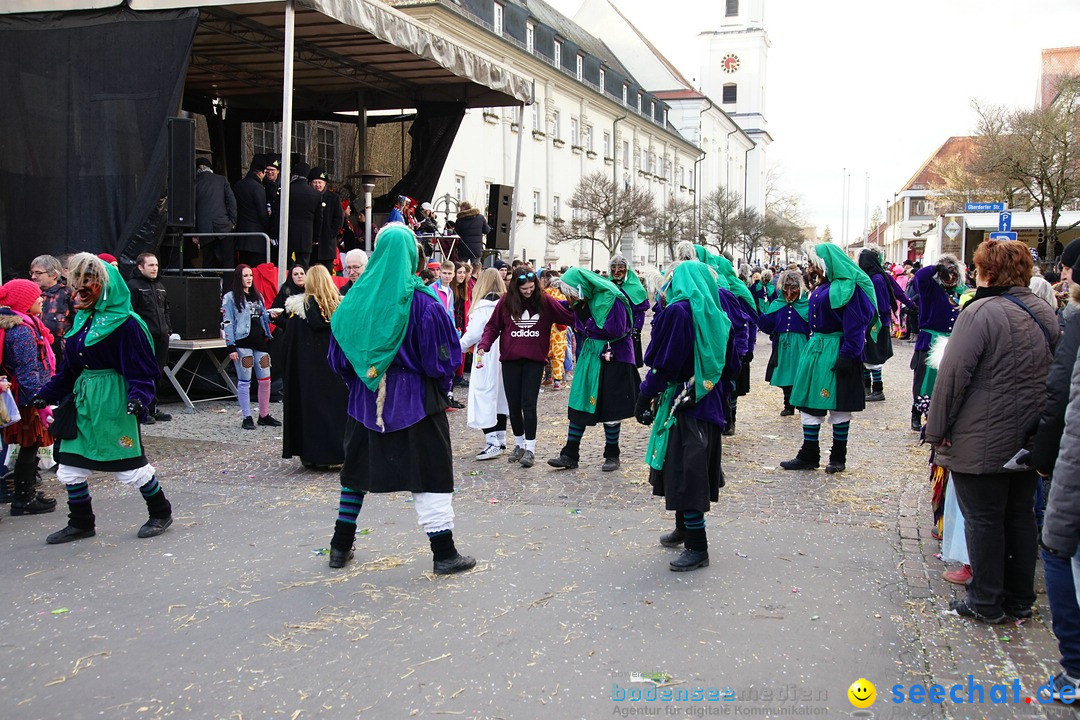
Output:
top-left (475, 443), bottom-right (504, 461)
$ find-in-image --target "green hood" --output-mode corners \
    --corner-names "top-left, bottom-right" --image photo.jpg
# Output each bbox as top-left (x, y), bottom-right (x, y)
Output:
top-left (813, 243), bottom-right (878, 314)
top-left (692, 245), bottom-right (756, 311)
top-left (331, 224), bottom-right (437, 391)
top-left (765, 291), bottom-right (809, 321)
top-left (559, 267), bottom-right (630, 330)
top-left (668, 260), bottom-right (731, 399)
top-left (613, 268), bottom-right (647, 305)
top-left (68, 261), bottom-right (151, 347)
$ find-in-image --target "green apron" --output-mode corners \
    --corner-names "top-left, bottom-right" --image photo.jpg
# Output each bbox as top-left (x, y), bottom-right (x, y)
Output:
top-left (919, 329), bottom-right (950, 396)
top-left (770, 332), bottom-right (809, 388)
top-left (62, 368), bottom-right (143, 462)
top-left (568, 337), bottom-right (605, 415)
top-left (788, 332), bottom-right (843, 410)
top-left (645, 383), bottom-right (680, 471)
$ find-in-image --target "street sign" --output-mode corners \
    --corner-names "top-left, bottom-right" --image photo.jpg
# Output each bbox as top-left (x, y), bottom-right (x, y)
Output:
top-left (989, 231), bottom-right (1018, 241)
top-left (998, 211), bottom-right (1012, 232)
top-left (944, 220), bottom-right (961, 239)
top-left (965, 202), bottom-right (1006, 212)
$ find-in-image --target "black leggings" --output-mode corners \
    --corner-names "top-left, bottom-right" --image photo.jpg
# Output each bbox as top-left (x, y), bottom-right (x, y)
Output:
top-left (482, 414), bottom-right (508, 434)
top-left (501, 359), bottom-right (545, 440)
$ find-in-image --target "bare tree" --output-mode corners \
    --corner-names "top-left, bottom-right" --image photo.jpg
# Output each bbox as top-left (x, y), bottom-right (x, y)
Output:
top-left (701, 187), bottom-right (742, 254)
top-left (735, 207), bottom-right (768, 263)
top-left (550, 172), bottom-right (655, 258)
top-left (644, 195), bottom-right (696, 262)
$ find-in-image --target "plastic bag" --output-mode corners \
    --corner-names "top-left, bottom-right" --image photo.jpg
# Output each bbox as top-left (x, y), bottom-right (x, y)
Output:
top-left (0, 389), bottom-right (21, 428)
top-left (941, 476), bottom-right (969, 565)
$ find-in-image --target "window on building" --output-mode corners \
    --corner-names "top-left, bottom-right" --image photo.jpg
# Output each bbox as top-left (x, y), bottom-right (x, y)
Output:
top-left (526, 21), bottom-right (535, 52)
top-left (570, 117), bottom-right (579, 146)
top-left (585, 125), bottom-right (593, 152)
top-left (533, 190), bottom-right (541, 216)
top-left (649, 152), bottom-right (656, 174)
top-left (599, 67), bottom-right (606, 91)
top-left (663, 108), bottom-right (668, 125)
top-left (722, 83), bottom-right (737, 104)
top-left (291, 122), bottom-right (308, 156)
top-left (637, 93), bottom-right (643, 113)
top-left (315, 125), bottom-right (337, 178)
top-left (679, 165), bottom-right (686, 185)
top-left (511, 105), bottom-right (522, 126)
top-left (603, 131), bottom-right (611, 157)
top-left (622, 84), bottom-right (628, 106)
top-left (551, 110), bottom-right (561, 139)
top-left (252, 122), bottom-right (277, 154)
top-left (576, 54), bottom-right (583, 81)
top-left (493, 2), bottom-right (503, 35)
top-left (532, 102), bottom-right (541, 131)
top-left (554, 39), bottom-right (562, 67)
top-left (455, 175), bottom-right (465, 201)
top-left (622, 140), bottom-right (630, 167)
top-left (650, 101), bottom-right (655, 119)
top-left (726, 0), bottom-right (738, 16)
top-left (553, 195), bottom-right (561, 220)
top-left (640, 148), bottom-right (648, 171)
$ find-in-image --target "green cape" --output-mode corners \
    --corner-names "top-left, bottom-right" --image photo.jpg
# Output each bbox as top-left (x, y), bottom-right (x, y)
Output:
top-left (765, 291), bottom-right (809, 321)
top-left (67, 261), bottom-right (152, 347)
top-left (330, 224), bottom-right (438, 391)
top-left (614, 268), bottom-right (647, 305)
top-left (692, 245), bottom-right (756, 311)
top-left (558, 267), bottom-right (629, 330)
top-left (814, 243), bottom-right (877, 314)
top-left (561, 267), bottom-right (632, 416)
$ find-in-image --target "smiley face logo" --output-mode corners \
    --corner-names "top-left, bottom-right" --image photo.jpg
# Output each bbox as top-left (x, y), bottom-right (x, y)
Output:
top-left (848, 678), bottom-right (876, 708)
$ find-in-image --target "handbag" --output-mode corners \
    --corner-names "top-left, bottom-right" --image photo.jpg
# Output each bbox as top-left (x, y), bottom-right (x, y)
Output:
top-left (49, 396), bottom-right (78, 440)
top-left (0, 389), bottom-right (20, 428)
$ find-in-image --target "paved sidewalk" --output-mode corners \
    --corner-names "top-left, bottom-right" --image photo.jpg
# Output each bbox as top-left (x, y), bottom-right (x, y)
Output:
top-left (0, 337), bottom-right (1074, 720)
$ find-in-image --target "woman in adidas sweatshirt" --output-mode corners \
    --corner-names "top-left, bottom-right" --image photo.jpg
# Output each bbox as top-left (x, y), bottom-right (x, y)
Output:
top-left (477, 267), bottom-right (575, 468)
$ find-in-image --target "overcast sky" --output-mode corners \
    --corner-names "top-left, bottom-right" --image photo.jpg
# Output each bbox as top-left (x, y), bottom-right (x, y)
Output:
top-left (544, 0), bottom-right (1080, 237)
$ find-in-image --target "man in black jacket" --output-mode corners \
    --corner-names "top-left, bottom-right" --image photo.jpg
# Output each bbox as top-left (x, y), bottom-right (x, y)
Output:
top-left (454, 201), bottom-right (490, 261)
top-left (263, 154), bottom-right (282, 246)
top-left (287, 162), bottom-right (321, 268)
top-left (194, 158), bottom-right (237, 270)
top-left (127, 253), bottom-right (172, 423)
top-left (309, 166), bottom-right (344, 271)
top-left (232, 154), bottom-right (271, 268)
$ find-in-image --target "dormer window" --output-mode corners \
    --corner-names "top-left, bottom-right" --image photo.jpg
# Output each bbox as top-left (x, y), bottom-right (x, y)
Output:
top-left (622, 84), bottom-right (628, 105)
top-left (493, 2), bottom-right (503, 35)
top-left (599, 67), bottom-right (606, 90)
top-left (576, 54), bottom-right (583, 81)
top-left (554, 39), bottom-right (562, 67)
top-left (526, 21), bottom-right (534, 52)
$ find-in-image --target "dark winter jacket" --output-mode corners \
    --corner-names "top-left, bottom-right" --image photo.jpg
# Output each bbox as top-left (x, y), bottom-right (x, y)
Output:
top-left (287, 177), bottom-right (322, 260)
top-left (194, 169), bottom-right (237, 235)
top-left (233, 171), bottom-right (270, 252)
top-left (454, 207), bottom-right (490, 261)
top-left (127, 274), bottom-right (172, 340)
top-left (1041, 336), bottom-right (1080, 556)
top-left (925, 286), bottom-right (1059, 474)
top-left (1033, 284), bottom-right (1080, 476)
top-left (313, 190), bottom-right (345, 263)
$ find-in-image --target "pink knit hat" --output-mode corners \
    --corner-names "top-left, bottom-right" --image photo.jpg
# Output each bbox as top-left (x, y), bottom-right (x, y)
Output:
top-left (0, 279), bottom-right (42, 314)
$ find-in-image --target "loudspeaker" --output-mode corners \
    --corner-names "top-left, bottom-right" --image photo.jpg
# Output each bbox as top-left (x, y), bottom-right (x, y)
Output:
top-left (160, 276), bottom-right (222, 339)
top-left (486, 184), bottom-right (514, 251)
top-left (167, 117), bottom-right (196, 227)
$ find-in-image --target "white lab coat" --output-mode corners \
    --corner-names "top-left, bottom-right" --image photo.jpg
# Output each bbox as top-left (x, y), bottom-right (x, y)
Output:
top-left (459, 296), bottom-right (509, 430)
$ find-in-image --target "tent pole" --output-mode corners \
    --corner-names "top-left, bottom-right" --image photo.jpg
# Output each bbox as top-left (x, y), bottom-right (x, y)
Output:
top-left (276, 0), bottom-right (296, 287)
top-left (508, 83), bottom-right (533, 262)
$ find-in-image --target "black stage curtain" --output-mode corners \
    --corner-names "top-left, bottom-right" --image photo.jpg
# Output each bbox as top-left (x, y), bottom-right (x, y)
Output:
top-left (0, 8), bottom-right (197, 278)
top-left (377, 102), bottom-right (465, 213)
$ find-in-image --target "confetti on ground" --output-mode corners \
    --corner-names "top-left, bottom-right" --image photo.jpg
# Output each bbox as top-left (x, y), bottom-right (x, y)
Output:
top-left (568, 509), bottom-right (582, 515)
top-left (489, 498), bottom-right (500, 504)
top-left (312, 548), bottom-right (330, 556)
top-left (791, 587), bottom-right (801, 593)
top-left (51, 608), bottom-right (69, 615)
top-left (734, 551), bottom-right (747, 558)
top-left (357, 528), bottom-right (372, 535)
top-left (468, 471), bottom-right (481, 476)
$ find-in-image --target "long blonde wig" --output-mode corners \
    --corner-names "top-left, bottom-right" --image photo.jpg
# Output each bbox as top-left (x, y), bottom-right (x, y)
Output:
top-left (303, 264), bottom-right (341, 318)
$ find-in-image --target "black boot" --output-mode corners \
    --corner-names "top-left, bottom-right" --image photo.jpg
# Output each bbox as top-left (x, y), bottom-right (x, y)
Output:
top-left (547, 440), bottom-right (580, 469)
top-left (780, 387), bottom-right (795, 416)
top-left (723, 404), bottom-right (737, 436)
top-left (660, 512), bottom-right (686, 548)
top-left (137, 478), bottom-right (173, 538)
top-left (0, 470), bottom-right (13, 504)
top-left (670, 527), bottom-right (709, 571)
top-left (911, 406), bottom-right (922, 432)
top-left (780, 441), bottom-right (820, 470)
top-left (329, 520), bottom-right (356, 569)
top-left (10, 447), bottom-right (55, 516)
top-left (866, 381), bottom-right (885, 402)
top-left (47, 491), bottom-right (96, 544)
top-left (430, 530), bottom-right (476, 575)
top-left (826, 441), bottom-right (848, 474)
top-left (601, 444), bottom-right (620, 472)
top-left (863, 371), bottom-right (872, 397)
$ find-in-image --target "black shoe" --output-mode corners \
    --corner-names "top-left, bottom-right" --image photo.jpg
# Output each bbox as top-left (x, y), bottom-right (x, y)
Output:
top-left (329, 546), bottom-right (354, 569)
top-left (140, 414), bottom-right (156, 425)
top-left (722, 424), bottom-right (735, 436)
top-left (242, 416), bottom-right (255, 430)
top-left (779, 406), bottom-right (795, 417)
top-left (0, 473), bottom-right (13, 504)
top-left (153, 410), bottom-right (172, 422)
top-left (948, 598), bottom-right (1006, 624)
top-left (866, 391), bottom-right (885, 402)
top-left (780, 456), bottom-right (819, 470)
top-left (659, 528), bottom-right (685, 548)
top-left (35, 493), bottom-right (56, 507)
top-left (46, 525), bottom-right (96, 544)
top-left (138, 516), bottom-right (173, 538)
top-left (450, 399), bottom-right (466, 409)
top-left (519, 450), bottom-right (535, 468)
top-left (507, 446), bottom-right (525, 463)
top-left (1003, 604), bottom-right (1034, 620)
top-left (434, 553), bottom-right (477, 575)
top-left (547, 454), bottom-right (579, 469)
top-left (825, 462), bottom-right (846, 474)
top-left (601, 458), bottom-right (620, 472)
top-left (11, 495), bottom-right (57, 515)
top-left (257, 414), bottom-right (282, 427)
top-left (670, 548), bottom-right (709, 572)
top-left (911, 410), bottom-right (922, 432)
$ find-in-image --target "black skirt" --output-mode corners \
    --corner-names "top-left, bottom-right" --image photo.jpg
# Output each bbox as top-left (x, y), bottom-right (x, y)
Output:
top-left (764, 341), bottom-right (779, 383)
top-left (567, 360), bottom-right (640, 426)
top-left (649, 414), bottom-right (724, 513)
top-left (735, 356), bottom-right (753, 397)
top-left (339, 413), bottom-right (454, 494)
top-left (862, 325), bottom-right (894, 365)
top-left (799, 361), bottom-right (867, 416)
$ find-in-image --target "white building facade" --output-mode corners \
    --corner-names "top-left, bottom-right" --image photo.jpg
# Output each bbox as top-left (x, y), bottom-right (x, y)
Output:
top-left (392, 0), bottom-right (754, 269)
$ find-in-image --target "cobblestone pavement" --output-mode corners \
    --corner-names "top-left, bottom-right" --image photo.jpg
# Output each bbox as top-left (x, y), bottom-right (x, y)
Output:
top-left (0, 334), bottom-right (1075, 719)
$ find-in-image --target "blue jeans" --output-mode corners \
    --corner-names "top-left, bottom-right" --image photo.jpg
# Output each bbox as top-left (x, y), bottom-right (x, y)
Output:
top-left (1043, 547), bottom-right (1080, 678)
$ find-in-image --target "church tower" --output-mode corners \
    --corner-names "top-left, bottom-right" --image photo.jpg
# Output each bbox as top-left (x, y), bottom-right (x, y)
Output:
top-left (698, 0), bottom-right (771, 213)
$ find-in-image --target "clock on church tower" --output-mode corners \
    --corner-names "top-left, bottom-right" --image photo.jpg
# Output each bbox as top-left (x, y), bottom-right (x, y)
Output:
top-left (721, 53), bottom-right (740, 73)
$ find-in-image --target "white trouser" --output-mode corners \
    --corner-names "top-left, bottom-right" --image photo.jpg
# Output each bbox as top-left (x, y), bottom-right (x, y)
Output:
top-left (412, 492), bottom-right (455, 534)
top-left (865, 363), bottom-right (884, 371)
top-left (56, 463), bottom-right (156, 488)
top-left (799, 411), bottom-right (852, 426)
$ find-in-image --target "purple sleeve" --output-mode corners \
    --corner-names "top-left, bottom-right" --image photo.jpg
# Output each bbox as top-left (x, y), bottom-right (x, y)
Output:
top-left (887, 274), bottom-right (913, 308)
top-left (581, 301), bottom-right (630, 340)
top-left (327, 336), bottom-right (356, 380)
top-left (757, 307), bottom-right (780, 335)
top-left (403, 294), bottom-right (462, 392)
top-left (544, 294), bottom-right (577, 327)
top-left (115, 320), bottom-right (160, 407)
top-left (717, 289), bottom-right (750, 357)
top-left (840, 288), bottom-right (876, 360)
top-left (632, 299), bottom-right (649, 332)
top-left (640, 302), bottom-right (693, 399)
